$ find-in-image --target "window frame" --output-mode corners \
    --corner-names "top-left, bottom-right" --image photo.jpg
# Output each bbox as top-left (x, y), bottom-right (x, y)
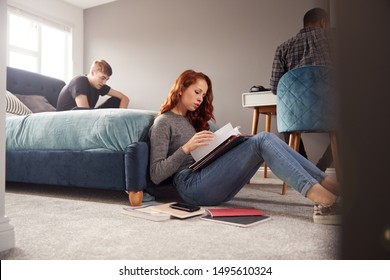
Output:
top-left (6, 5), bottom-right (72, 81)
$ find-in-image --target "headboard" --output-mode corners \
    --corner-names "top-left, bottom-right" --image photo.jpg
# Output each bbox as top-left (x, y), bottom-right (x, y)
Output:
top-left (6, 67), bottom-right (66, 108)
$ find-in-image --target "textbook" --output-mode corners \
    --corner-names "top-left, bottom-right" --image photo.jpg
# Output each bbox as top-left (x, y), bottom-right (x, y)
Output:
top-left (149, 202), bottom-right (206, 219)
top-left (121, 204), bottom-right (171, 222)
top-left (201, 207), bottom-right (270, 228)
top-left (206, 208), bottom-right (265, 217)
top-left (190, 123), bottom-right (250, 171)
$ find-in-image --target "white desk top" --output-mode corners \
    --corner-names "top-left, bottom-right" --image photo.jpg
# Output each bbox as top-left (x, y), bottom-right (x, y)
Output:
top-left (242, 91), bottom-right (276, 108)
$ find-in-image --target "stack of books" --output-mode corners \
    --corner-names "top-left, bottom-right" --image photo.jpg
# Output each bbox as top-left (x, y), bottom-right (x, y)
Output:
top-left (122, 203), bottom-right (270, 228)
top-left (121, 202), bottom-right (205, 221)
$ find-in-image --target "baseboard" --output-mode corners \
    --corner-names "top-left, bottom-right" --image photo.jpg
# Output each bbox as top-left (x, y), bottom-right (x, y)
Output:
top-left (0, 216), bottom-right (15, 252)
top-left (324, 168), bottom-right (337, 180)
top-left (250, 167), bottom-right (336, 185)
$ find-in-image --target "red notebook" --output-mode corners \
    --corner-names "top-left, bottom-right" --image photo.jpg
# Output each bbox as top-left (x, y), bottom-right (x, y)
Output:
top-left (206, 208), bottom-right (264, 217)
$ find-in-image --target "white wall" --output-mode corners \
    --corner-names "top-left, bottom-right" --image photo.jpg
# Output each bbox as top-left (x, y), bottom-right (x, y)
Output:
top-left (8, 0), bottom-right (84, 79)
top-left (1, 0), bottom-right (15, 252)
top-left (85, 0), bottom-right (330, 163)
top-left (1, 0), bottom-right (83, 252)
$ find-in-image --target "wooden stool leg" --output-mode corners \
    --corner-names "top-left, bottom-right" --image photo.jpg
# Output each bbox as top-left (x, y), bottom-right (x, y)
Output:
top-left (265, 113), bottom-right (271, 132)
top-left (248, 107), bottom-right (260, 184)
top-left (282, 182), bottom-right (287, 195)
top-left (251, 107), bottom-right (260, 135)
top-left (288, 132), bottom-right (295, 148)
top-left (263, 164), bottom-right (268, 178)
top-left (292, 132), bottom-right (301, 151)
top-left (263, 113), bottom-right (272, 178)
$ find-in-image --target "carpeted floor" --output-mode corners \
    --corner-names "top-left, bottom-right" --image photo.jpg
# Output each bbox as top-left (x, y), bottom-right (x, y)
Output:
top-left (0, 182), bottom-right (341, 260)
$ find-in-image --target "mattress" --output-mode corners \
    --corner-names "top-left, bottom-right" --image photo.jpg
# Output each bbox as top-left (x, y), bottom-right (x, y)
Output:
top-left (6, 109), bottom-right (157, 151)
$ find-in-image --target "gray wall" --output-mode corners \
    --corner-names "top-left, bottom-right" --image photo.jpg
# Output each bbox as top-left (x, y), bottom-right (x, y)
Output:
top-left (84, 0), bottom-right (330, 163)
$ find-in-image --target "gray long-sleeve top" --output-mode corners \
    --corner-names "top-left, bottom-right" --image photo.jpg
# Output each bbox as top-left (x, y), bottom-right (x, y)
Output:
top-left (149, 111), bottom-right (196, 184)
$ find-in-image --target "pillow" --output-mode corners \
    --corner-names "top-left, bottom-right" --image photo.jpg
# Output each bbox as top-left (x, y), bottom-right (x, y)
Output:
top-left (5, 90), bottom-right (33, 115)
top-left (14, 94), bottom-right (56, 113)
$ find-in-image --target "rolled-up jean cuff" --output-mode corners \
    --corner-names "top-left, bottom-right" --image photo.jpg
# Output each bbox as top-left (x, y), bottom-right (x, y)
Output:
top-left (301, 179), bottom-right (317, 197)
top-left (313, 171), bottom-right (327, 183)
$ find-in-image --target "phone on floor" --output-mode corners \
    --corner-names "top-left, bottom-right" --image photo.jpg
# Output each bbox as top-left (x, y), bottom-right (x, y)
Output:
top-left (170, 202), bottom-right (201, 212)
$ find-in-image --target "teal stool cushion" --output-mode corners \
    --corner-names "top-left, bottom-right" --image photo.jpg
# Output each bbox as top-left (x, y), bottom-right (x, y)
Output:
top-left (277, 66), bottom-right (336, 133)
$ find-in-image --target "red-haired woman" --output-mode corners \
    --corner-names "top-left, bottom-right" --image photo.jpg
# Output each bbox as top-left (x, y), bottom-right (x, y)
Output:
top-left (149, 69), bottom-right (340, 224)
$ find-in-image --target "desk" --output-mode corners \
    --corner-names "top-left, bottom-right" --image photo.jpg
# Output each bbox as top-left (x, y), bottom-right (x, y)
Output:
top-left (242, 92), bottom-right (277, 178)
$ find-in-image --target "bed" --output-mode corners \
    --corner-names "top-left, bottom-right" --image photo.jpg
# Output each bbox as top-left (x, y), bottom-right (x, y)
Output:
top-left (5, 66), bottom-right (158, 205)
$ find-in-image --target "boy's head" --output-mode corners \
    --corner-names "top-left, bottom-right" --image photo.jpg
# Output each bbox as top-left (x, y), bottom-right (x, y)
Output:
top-left (90, 59), bottom-right (113, 76)
top-left (88, 60), bottom-right (113, 89)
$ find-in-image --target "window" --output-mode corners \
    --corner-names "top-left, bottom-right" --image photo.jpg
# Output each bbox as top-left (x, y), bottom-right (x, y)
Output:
top-left (7, 7), bottom-right (72, 81)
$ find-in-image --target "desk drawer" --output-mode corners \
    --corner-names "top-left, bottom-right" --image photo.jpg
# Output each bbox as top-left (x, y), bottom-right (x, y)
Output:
top-left (242, 91), bottom-right (276, 107)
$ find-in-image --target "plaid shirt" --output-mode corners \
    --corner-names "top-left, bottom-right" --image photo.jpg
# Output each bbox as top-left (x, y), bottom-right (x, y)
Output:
top-left (270, 27), bottom-right (333, 94)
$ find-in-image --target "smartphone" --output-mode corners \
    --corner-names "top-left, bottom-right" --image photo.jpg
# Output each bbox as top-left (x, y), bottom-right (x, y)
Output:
top-left (170, 202), bottom-right (201, 212)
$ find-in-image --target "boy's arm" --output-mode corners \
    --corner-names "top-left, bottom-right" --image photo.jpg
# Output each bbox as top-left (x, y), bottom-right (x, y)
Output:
top-left (107, 88), bottom-right (129, 108)
top-left (75, 94), bottom-right (90, 108)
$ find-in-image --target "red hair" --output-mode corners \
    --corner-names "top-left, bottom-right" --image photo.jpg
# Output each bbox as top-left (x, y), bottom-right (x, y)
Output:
top-left (159, 70), bottom-right (214, 132)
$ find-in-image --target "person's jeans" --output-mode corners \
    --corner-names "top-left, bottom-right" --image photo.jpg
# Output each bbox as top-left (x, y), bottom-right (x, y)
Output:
top-left (97, 97), bottom-right (121, 108)
top-left (173, 132), bottom-right (327, 206)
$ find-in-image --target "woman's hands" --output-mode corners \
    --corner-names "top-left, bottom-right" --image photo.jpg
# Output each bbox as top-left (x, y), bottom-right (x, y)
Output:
top-left (182, 130), bottom-right (214, 154)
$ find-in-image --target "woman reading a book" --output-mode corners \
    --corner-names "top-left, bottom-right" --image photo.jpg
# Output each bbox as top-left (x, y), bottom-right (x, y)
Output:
top-left (149, 69), bottom-right (340, 224)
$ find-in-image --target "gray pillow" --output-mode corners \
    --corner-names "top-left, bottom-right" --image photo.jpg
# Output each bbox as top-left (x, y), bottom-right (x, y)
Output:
top-left (5, 90), bottom-right (33, 115)
top-left (14, 94), bottom-right (56, 113)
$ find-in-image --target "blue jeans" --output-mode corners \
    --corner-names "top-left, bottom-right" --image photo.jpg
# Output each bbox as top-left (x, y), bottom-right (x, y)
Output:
top-left (173, 132), bottom-right (327, 206)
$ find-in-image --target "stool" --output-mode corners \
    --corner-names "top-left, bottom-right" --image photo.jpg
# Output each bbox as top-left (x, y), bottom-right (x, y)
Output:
top-left (276, 65), bottom-right (339, 195)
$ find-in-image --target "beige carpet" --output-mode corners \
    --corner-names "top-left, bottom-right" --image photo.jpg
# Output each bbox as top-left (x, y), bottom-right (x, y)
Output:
top-left (0, 182), bottom-right (340, 260)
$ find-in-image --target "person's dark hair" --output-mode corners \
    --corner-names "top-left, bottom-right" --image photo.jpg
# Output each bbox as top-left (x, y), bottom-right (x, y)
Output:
top-left (159, 69), bottom-right (214, 132)
top-left (303, 8), bottom-right (329, 26)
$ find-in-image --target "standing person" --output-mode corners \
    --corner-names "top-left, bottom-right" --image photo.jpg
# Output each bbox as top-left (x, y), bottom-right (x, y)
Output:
top-left (149, 69), bottom-right (341, 225)
top-left (56, 59), bottom-right (129, 111)
top-left (270, 7), bottom-right (334, 171)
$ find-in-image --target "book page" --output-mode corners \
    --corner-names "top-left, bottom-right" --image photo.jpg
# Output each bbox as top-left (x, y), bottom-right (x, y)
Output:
top-left (191, 123), bottom-right (241, 162)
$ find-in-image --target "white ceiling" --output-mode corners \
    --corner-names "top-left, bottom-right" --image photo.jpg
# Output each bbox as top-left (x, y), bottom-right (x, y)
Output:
top-left (61, 0), bottom-right (117, 9)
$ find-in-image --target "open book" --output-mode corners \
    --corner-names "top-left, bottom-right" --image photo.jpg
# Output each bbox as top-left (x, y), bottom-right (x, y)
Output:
top-left (190, 123), bottom-right (250, 171)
